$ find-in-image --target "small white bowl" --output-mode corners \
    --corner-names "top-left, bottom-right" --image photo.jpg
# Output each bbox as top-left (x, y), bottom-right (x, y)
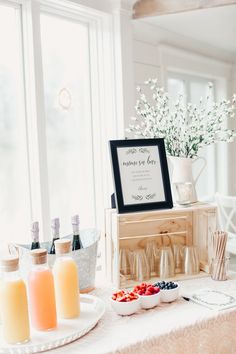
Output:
top-left (160, 283), bottom-right (179, 303)
top-left (110, 296), bottom-right (141, 316)
top-left (140, 292), bottom-right (161, 309)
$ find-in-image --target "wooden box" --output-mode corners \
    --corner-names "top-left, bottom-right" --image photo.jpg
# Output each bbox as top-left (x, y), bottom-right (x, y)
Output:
top-left (105, 203), bottom-right (216, 288)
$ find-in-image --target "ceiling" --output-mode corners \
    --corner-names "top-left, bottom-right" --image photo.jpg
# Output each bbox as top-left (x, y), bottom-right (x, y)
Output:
top-left (142, 5), bottom-right (236, 55)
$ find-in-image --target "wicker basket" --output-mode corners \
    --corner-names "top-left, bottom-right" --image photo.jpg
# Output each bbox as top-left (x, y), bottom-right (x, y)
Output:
top-left (9, 228), bottom-right (100, 293)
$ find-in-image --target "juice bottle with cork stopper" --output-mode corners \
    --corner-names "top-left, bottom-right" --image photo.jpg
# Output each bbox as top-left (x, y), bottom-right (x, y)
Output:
top-left (53, 239), bottom-right (80, 318)
top-left (28, 249), bottom-right (57, 330)
top-left (0, 256), bottom-right (30, 344)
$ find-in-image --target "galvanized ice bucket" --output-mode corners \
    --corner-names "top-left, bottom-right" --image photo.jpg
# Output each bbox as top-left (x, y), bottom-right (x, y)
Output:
top-left (9, 228), bottom-right (100, 293)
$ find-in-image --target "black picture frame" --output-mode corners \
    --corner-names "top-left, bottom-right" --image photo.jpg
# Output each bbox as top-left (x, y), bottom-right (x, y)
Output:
top-left (109, 138), bottom-right (173, 213)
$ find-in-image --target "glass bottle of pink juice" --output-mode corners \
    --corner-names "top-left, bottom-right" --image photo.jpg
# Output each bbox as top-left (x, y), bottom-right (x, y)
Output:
top-left (28, 249), bottom-right (57, 330)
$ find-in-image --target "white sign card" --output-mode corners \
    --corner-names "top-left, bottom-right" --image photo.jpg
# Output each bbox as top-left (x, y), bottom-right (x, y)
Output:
top-left (109, 138), bottom-right (173, 213)
top-left (117, 145), bottom-right (165, 205)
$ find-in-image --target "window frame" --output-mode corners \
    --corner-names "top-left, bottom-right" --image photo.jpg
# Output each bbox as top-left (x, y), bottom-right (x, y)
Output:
top-left (159, 44), bottom-right (232, 198)
top-left (0, 0), bottom-right (117, 241)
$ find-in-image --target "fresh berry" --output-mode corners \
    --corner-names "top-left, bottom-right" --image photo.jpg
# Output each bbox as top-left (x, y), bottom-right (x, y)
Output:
top-left (111, 289), bottom-right (138, 302)
top-left (153, 281), bottom-right (178, 290)
top-left (133, 282), bottom-right (160, 296)
top-left (145, 290), bottom-right (152, 296)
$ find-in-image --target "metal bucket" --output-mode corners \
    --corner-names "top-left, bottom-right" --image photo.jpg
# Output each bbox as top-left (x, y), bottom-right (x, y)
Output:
top-left (9, 228), bottom-right (100, 293)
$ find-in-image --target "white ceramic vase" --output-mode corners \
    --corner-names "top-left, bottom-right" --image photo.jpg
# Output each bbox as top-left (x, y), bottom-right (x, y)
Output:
top-left (169, 156), bottom-right (206, 203)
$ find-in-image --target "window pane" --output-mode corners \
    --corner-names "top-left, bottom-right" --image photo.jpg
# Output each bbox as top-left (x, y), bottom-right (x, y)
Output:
top-left (190, 80), bottom-right (213, 105)
top-left (41, 13), bottom-right (96, 236)
top-left (167, 77), bottom-right (186, 107)
top-left (190, 80), bottom-right (215, 199)
top-left (167, 72), bottom-right (216, 200)
top-left (0, 4), bottom-right (31, 246)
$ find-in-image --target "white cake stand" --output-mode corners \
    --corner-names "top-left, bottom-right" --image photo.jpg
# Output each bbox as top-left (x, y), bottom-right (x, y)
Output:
top-left (0, 294), bottom-right (105, 354)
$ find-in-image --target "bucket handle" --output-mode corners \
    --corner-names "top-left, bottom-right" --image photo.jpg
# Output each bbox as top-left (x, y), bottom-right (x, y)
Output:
top-left (8, 243), bottom-right (20, 256)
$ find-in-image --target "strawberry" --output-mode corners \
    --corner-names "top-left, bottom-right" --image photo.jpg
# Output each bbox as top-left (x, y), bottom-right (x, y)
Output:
top-left (145, 290), bottom-right (152, 296)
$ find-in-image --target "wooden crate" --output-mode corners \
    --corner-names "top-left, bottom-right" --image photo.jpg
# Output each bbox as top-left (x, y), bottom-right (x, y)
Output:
top-left (105, 203), bottom-right (217, 288)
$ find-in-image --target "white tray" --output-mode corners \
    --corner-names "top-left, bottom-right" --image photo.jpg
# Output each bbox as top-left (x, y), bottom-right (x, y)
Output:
top-left (0, 294), bottom-right (105, 354)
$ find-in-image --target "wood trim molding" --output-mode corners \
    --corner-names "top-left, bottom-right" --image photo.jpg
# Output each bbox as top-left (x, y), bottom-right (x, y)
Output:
top-left (133, 0), bottom-right (236, 19)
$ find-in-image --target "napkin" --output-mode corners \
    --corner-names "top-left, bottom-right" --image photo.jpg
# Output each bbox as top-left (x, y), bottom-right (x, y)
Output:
top-left (184, 288), bottom-right (236, 310)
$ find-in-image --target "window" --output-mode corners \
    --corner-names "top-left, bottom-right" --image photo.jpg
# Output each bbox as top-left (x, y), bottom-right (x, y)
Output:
top-left (167, 73), bottom-right (214, 105)
top-left (0, 0), bottom-right (114, 246)
top-left (41, 13), bottom-right (95, 236)
top-left (0, 2), bottom-right (31, 244)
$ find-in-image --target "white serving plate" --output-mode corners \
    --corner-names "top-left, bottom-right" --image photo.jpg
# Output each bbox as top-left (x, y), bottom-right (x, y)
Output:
top-left (0, 294), bottom-right (105, 354)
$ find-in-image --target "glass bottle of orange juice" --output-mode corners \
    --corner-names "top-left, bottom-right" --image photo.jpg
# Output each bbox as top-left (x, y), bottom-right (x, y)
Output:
top-left (0, 256), bottom-right (30, 344)
top-left (28, 249), bottom-right (57, 330)
top-left (53, 239), bottom-right (80, 318)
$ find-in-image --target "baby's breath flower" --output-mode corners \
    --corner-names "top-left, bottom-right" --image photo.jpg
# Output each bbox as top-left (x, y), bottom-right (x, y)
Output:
top-left (126, 79), bottom-right (236, 158)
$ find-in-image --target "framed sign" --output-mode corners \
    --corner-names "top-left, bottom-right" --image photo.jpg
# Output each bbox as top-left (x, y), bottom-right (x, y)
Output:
top-left (109, 138), bottom-right (173, 213)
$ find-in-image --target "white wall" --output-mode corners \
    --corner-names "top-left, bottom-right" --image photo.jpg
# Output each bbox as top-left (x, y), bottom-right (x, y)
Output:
top-left (229, 63), bottom-right (236, 195)
top-left (129, 19), bottom-right (236, 197)
top-left (47, 1), bottom-right (236, 197)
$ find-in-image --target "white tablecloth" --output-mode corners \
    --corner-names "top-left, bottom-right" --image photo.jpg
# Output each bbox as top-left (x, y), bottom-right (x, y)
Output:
top-left (45, 276), bottom-right (236, 354)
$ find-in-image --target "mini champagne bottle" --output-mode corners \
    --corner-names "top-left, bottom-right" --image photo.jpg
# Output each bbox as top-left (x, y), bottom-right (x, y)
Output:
top-left (49, 218), bottom-right (60, 255)
top-left (30, 221), bottom-right (40, 250)
top-left (71, 215), bottom-right (83, 251)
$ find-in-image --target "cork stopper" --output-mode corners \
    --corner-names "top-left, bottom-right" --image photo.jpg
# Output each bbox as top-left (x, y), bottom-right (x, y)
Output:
top-left (30, 249), bottom-right (47, 265)
top-left (54, 239), bottom-right (71, 254)
top-left (0, 256), bottom-right (19, 272)
top-left (71, 214), bottom-right (80, 234)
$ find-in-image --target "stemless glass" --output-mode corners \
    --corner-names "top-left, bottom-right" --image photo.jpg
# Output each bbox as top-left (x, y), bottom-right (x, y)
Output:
top-left (183, 246), bottom-right (199, 275)
top-left (129, 249), bottom-right (150, 282)
top-left (173, 182), bottom-right (193, 205)
top-left (145, 240), bottom-right (160, 276)
top-left (211, 256), bottom-right (230, 281)
top-left (172, 243), bottom-right (184, 274)
top-left (119, 248), bottom-right (131, 277)
top-left (159, 246), bottom-right (175, 279)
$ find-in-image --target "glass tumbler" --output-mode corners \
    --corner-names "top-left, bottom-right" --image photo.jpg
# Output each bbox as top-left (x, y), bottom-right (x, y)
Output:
top-left (159, 246), bottom-right (175, 279)
top-left (145, 240), bottom-right (160, 276)
top-left (173, 182), bottom-right (193, 205)
top-left (172, 243), bottom-right (184, 274)
top-left (119, 248), bottom-right (131, 277)
top-left (211, 256), bottom-right (229, 281)
top-left (183, 246), bottom-right (199, 275)
top-left (129, 249), bottom-right (150, 282)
